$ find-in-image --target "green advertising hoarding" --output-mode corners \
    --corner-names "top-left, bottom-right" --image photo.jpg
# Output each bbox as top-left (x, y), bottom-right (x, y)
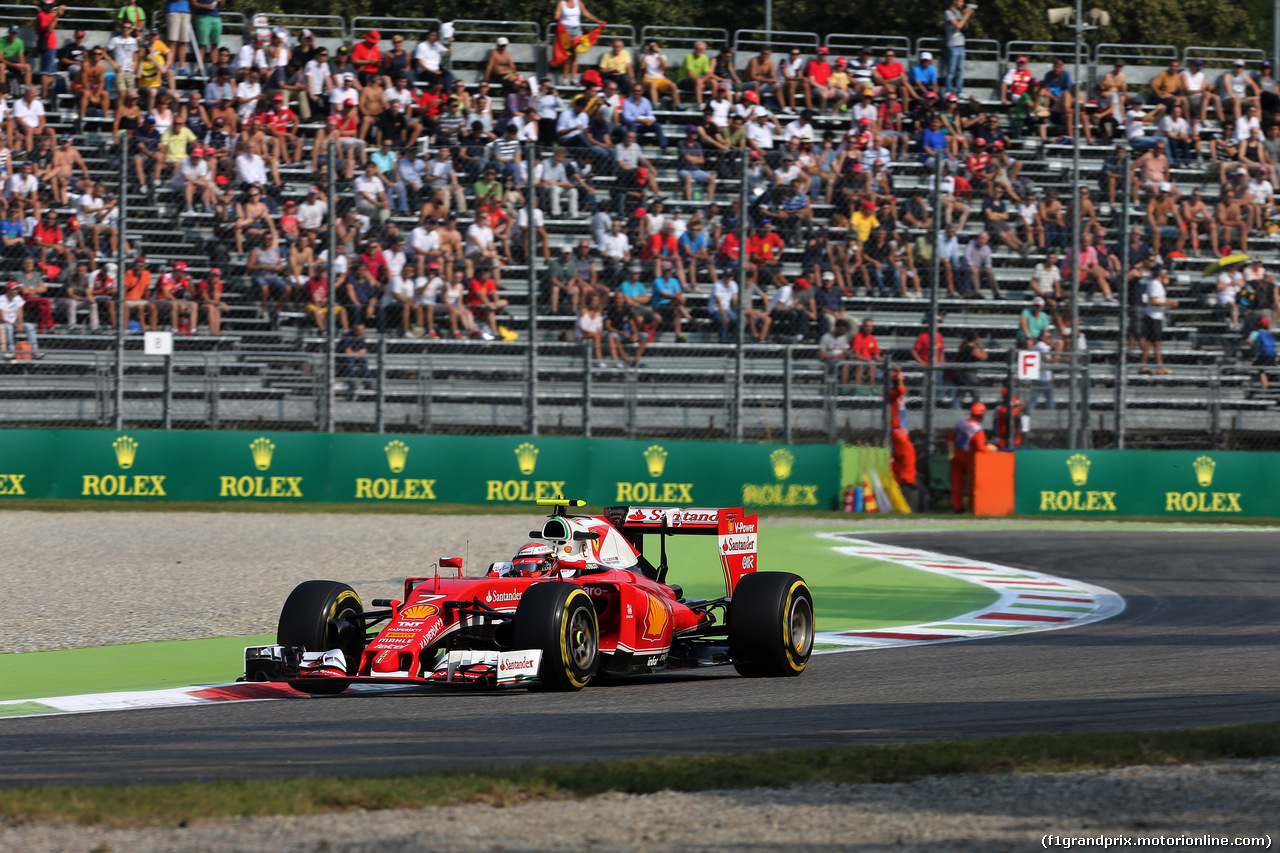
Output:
top-left (1015, 449), bottom-right (1277, 516)
top-left (0, 429), bottom-right (841, 509)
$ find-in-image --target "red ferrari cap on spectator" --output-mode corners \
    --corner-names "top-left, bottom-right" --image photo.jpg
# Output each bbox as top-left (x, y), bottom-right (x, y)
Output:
top-left (174, 261), bottom-right (188, 271)
top-left (191, 147), bottom-right (204, 156)
top-left (817, 46), bottom-right (828, 54)
top-left (1262, 317), bottom-right (1271, 328)
top-left (992, 139), bottom-right (1005, 149)
top-left (6, 281), bottom-right (18, 290)
top-left (835, 57), bottom-right (847, 66)
top-left (633, 207), bottom-right (646, 217)
top-left (945, 93), bottom-right (958, 102)
top-left (1016, 55), bottom-right (1028, 63)
top-left (284, 200), bottom-right (297, 207)
top-left (427, 261), bottom-right (441, 269)
top-left (344, 98), bottom-right (357, 106)
top-left (852, 163), bottom-right (864, 172)
top-left (974, 137), bottom-right (986, 146)
top-left (273, 93), bottom-right (285, 101)
top-left (74, 29), bottom-right (85, 37)
top-left (365, 30), bottom-right (380, 42)
top-left (743, 90), bottom-right (760, 103)
top-left (215, 175), bottom-right (229, 186)
top-left (794, 278), bottom-right (811, 289)
top-left (210, 268), bottom-right (222, 276)
top-left (863, 201), bottom-right (877, 210)
top-left (858, 117), bottom-right (871, 125)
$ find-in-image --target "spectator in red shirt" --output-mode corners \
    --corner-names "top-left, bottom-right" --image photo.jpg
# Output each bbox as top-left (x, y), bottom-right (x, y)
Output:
top-left (465, 266), bottom-right (509, 335)
top-left (850, 317), bottom-right (881, 386)
top-left (873, 49), bottom-right (908, 100)
top-left (351, 30), bottom-right (383, 85)
top-left (197, 267), bottom-right (229, 336)
top-left (747, 221), bottom-right (786, 288)
top-left (804, 47), bottom-right (834, 114)
top-left (359, 238), bottom-right (388, 284)
top-left (642, 222), bottom-right (680, 281)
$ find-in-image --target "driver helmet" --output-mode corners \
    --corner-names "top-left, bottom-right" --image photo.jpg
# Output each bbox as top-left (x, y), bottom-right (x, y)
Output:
top-left (511, 541), bottom-right (557, 576)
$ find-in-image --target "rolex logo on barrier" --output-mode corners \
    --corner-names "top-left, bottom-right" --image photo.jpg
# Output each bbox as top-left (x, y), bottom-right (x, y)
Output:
top-left (355, 439), bottom-right (437, 501)
top-left (1166, 454), bottom-right (1240, 513)
top-left (219, 436), bottom-right (303, 499)
top-left (1039, 452), bottom-right (1114, 512)
top-left (1193, 455), bottom-right (1216, 488)
top-left (741, 447), bottom-right (817, 507)
top-left (385, 440), bottom-right (410, 473)
top-left (770, 448), bottom-right (795, 480)
top-left (113, 435), bottom-right (138, 469)
top-left (250, 437), bottom-right (275, 471)
top-left (617, 444), bottom-right (693, 504)
top-left (1066, 453), bottom-right (1091, 486)
top-left (83, 435), bottom-right (166, 497)
top-left (644, 445), bottom-right (668, 478)
top-left (515, 442), bottom-right (539, 475)
top-left (488, 441), bottom-right (566, 502)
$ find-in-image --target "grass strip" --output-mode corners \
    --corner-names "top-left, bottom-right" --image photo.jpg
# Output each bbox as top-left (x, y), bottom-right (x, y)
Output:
top-left (3, 720), bottom-right (1278, 828)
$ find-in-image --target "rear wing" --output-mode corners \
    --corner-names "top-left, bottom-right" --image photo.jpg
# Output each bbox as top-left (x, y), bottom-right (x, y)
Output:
top-left (602, 506), bottom-right (758, 596)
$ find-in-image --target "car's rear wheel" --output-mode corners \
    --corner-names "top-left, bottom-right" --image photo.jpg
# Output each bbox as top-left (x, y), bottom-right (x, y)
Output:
top-left (511, 582), bottom-right (599, 692)
top-left (277, 580), bottom-right (365, 695)
top-left (729, 572), bottom-right (814, 678)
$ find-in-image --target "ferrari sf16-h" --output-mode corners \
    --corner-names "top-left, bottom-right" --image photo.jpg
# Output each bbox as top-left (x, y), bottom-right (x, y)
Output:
top-left (244, 500), bottom-right (814, 693)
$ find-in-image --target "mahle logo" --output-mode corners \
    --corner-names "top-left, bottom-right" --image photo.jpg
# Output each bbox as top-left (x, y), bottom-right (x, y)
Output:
top-left (250, 437), bottom-right (275, 471)
top-left (1066, 453), bottom-right (1090, 486)
top-left (742, 448), bottom-right (817, 507)
top-left (113, 435), bottom-right (138, 469)
top-left (1166, 454), bottom-right (1240, 513)
top-left (385, 440), bottom-right (410, 473)
top-left (355, 439), bottom-right (436, 501)
top-left (488, 441), bottom-right (564, 502)
top-left (1039, 452), bottom-right (1114, 512)
top-left (515, 442), bottom-right (539, 475)
top-left (644, 445), bottom-right (667, 478)
top-left (84, 434), bottom-right (166, 497)
top-left (616, 443), bottom-right (693, 503)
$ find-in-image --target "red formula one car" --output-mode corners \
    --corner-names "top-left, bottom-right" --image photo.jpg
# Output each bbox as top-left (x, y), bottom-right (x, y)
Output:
top-left (244, 500), bottom-right (814, 692)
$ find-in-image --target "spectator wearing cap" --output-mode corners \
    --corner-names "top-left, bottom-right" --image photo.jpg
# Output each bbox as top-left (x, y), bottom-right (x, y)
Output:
top-left (1255, 60), bottom-right (1279, 115)
top-left (485, 37), bottom-right (521, 93)
top-left (0, 26), bottom-right (30, 92)
top-left (677, 124), bottom-right (716, 202)
top-left (678, 40), bottom-right (713, 107)
top-left (31, 1), bottom-right (65, 99)
top-left (802, 47), bottom-right (835, 114)
top-left (908, 51), bottom-right (938, 104)
top-left (300, 47), bottom-right (332, 117)
top-left (349, 29), bottom-right (381, 87)
top-left (193, 266), bottom-right (225, 335)
top-left (328, 71), bottom-right (359, 116)
top-left (57, 27), bottom-right (87, 78)
top-left (944, 0), bottom-right (975, 95)
top-left (107, 22), bottom-right (139, 93)
top-left (1221, 58), bottom-right (1261, 122)
top-left (1000, 55), bottom-right (1033, 106)
top-left (135, 29), bottom-right (169, 109)
top-left (176, 144), bottom-right (214, 213)
top-left (153, 260), bottom-right (197, 332)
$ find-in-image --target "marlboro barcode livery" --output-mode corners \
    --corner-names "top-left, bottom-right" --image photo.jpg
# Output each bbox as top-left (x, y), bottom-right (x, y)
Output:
top-left (244, 500), bottom-right (812, 693)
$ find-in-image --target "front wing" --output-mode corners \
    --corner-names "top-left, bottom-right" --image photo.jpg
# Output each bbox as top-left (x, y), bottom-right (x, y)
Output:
top-left (244, 644), bottom-right (544, 688)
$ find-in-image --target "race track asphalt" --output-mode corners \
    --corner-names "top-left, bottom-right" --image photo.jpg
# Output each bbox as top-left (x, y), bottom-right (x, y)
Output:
top-left (3, 528), bottom-right (1278, 788)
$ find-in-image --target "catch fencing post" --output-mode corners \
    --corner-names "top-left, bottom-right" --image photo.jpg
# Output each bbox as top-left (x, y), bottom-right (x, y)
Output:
top-left (526, 141), bottom-right (539, 436)
top-left (582, 340), bottom-right (593, 437)
top-left (1115, 151), bottom-right (1130, 448)
top-left (734, 148), bottom-right (749, 441)
top-left (783, 345), bottom-right (793, 444)
top-left (923, 153), bottom-right (943, 476)
top-left (162, 354), bottom-right (173, 430)
top-left (325, 138), bottom-right (337, 432)
top-left (375, 335), bottom-right (386, 433)
top-left (1005, 349), bottom-right (1017, 448)
top-left (114, 135), bottom-right (128, 429)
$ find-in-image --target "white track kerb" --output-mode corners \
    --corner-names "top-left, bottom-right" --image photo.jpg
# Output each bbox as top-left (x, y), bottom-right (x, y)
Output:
top-left (813, 534), bottom-right (1125, 651)
top-left (0, 535), bottom-right (1125, 719)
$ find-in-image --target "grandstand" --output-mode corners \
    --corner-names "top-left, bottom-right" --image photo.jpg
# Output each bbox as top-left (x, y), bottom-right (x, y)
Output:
top-left (0, 7), bottom-right (1276, 450)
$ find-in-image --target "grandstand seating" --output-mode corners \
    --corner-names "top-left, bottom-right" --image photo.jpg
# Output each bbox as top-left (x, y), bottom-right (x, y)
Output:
top-left (0, 9), bottom-right (1277, 448)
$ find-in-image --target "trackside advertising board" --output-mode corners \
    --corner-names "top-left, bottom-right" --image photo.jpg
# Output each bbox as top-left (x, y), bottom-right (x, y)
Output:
top-left (0, 429), bottom-right (840, 509)
top-left (1015, 450), bottom-right (1273, 517)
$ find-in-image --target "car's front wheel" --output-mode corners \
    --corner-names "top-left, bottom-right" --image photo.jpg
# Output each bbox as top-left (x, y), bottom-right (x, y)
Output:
top-left (277, 580), bottom-right (365, 695)
top-left (512, 582), bottom-right (599, 691)
top-left (729, 572), bottom-right (814, 677)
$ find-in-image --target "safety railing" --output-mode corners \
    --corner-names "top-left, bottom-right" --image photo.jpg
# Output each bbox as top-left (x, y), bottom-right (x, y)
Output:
top-left (639, 26), bottom-right (731, 52)
top-left (1094, 42), bottom-right (1178, 65)
top-left (1183, 45), bottom-right (1266, 69)
top-left (450, 19), bottom-right (542, 44)
top-left (915, 37), bottom-right (1001, 63)
top-left (734, 29), bottom-right (821, 54)
top-left (349, 16), bottom-right (445, 41)
top-left (543, 21), bottom-right (635, 44)
top-left (1005, 40), bottom-right (1086, 63)
top-left (824, 33), bottom-right (911, 57)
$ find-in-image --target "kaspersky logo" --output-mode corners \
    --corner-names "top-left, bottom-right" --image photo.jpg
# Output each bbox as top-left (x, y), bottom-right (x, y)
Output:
top-left (742, 447), bottom-right (817, 507)
top-left (1039, 453), bottom-right (1115, 512)
top-left (617, 443), bottom-right (693, 504)
top-left (1166, 454), bottom-right (1241, 513)
top-left (83, 434), bottom-right (167, 497)
top-left (355, 439), bottom-right (437, 501)
top-left (486, 441), bottom-right (565, 502)
top-left (219, 435), bottom-right (303, 499)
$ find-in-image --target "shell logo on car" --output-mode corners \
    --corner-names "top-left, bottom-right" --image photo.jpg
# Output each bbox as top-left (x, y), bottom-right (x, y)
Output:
top-left (399, 603), bottom-right (439, 619)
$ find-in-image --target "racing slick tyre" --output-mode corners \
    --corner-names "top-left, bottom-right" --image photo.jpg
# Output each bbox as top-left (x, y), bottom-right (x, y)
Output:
top-left (728, 572), bottom-right (814, 678)
top-left (277, 580), bottom-right (365, 695)
top-left (511, 582), bottom-right (599, 692)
